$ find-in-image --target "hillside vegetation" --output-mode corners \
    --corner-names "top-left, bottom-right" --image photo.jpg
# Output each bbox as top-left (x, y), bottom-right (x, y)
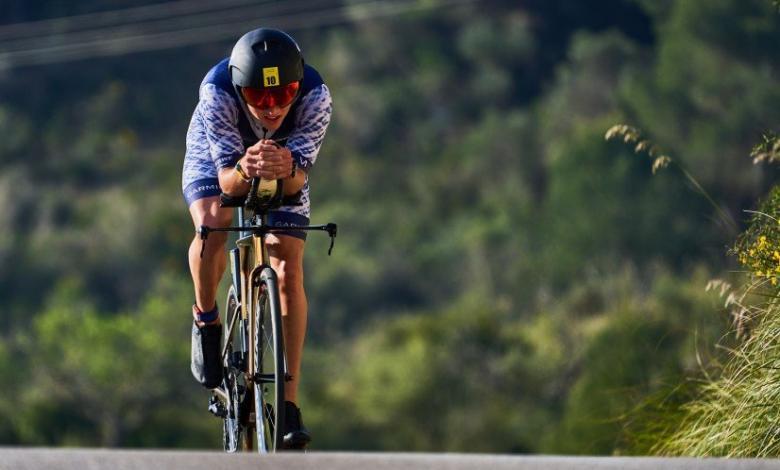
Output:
top-left (0, 0), bottom-right (779, 453)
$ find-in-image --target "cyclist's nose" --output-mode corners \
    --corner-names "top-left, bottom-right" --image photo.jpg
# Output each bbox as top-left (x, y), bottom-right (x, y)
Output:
top-left (263, 106), bottom-right (282, 116)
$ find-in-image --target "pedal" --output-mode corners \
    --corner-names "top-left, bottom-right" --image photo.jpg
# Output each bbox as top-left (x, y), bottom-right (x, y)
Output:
top-left (208, 395), bottom-right (227, 418)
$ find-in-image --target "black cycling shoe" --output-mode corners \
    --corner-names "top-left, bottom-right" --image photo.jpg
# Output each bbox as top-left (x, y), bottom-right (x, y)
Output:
top-left (191, 321), bottom-right (223, 389)
top-left (283, 401), bottom-right (311, 450)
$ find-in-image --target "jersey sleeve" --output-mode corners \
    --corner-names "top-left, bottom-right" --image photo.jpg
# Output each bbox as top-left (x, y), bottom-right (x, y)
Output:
top-left (287, 84), bottom-right (332, 171)
top-left (199, 83), bottom-right (245, 170)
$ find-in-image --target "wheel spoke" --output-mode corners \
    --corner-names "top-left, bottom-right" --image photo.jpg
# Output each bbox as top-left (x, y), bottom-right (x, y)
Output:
top-left (253, 281), bottom-right (283, 452)
top-left (221, 286), bottom-right (251, 453)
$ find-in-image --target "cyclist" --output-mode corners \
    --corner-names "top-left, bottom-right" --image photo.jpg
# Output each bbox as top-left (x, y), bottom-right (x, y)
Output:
top-left (182, 27), bottom-right (332, 449)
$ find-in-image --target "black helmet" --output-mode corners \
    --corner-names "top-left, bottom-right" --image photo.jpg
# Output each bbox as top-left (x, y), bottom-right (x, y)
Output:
top-left (229, 28), bottom-right (304, 89)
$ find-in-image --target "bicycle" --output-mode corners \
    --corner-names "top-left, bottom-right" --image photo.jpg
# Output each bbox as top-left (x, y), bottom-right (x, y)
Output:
top-left (198, 176), bottom-right (337, 452)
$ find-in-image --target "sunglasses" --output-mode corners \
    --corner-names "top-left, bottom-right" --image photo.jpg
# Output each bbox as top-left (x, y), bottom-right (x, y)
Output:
top-left (241, 81), bottom-right (300, 109)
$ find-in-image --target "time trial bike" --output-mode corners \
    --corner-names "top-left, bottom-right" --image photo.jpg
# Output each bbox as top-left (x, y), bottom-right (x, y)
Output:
top-left (198, 177), bottom-right (336, 452)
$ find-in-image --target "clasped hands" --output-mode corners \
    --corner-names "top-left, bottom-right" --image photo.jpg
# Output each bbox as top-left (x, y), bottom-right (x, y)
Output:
top-left (239, 139), bottom-right (294, 180)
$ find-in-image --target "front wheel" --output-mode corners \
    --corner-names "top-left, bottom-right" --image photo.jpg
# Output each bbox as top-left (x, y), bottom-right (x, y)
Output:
top-left (253, 267), bottom-right (286, 452)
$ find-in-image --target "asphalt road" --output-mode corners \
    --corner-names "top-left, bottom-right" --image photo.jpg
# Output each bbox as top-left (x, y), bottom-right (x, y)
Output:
top-left (1, 449), bottom-right (780, 470)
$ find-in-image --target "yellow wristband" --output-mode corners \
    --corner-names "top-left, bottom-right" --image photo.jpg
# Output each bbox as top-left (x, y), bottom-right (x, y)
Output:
top-left (235, 162), bottom-right (251, 182)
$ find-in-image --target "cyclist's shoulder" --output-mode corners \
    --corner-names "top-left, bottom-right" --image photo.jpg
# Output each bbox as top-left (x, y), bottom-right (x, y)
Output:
top-left (299, 64), bottom-right (327, 97)
top-left (294, 65), bottom-right (331, 119)
top-left (200, 58), bottom-right (237, 97)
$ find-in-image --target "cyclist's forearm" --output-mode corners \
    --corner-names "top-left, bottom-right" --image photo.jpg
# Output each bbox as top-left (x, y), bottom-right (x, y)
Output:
top-left (283, 169), bottom-right (306, 195)
top-left (218, 167), bottom-right (251, 196)
top-left (218, 166), bottom-right (305, 197)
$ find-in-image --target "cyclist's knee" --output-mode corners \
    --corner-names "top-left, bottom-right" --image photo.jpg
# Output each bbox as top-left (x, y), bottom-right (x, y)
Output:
top-left (188, 196), bottom-right (232, 229)
top-left (188, 196), bottom-right (231, 253)
top-left (268, 237), bottom-right (305, 296)
top-left (189, 232), bottom-right (227, 264)
top-left (195, 230), bottom-right (228, 250)
top-left (276, 261), bottom-right (304, 297)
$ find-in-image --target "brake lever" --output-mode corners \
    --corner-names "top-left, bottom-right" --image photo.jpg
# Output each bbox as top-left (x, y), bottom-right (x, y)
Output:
top-left (326, 223), bottom-right (338, 256)
top-left (198, 225), bottom-right (211, 258)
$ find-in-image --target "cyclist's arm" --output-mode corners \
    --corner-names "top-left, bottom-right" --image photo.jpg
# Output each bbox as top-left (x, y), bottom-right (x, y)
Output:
top-left (198, 84), bottom-right (249, 196)
top-left (282, 166), bottom-right (306, 195)
top-left (218, 166), bottom-right (251, 197)
top-left (285, 83), bottom-right (332, 175)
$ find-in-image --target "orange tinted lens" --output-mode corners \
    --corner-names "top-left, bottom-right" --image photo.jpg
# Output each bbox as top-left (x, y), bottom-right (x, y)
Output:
top-left (241, 81), bottom-right (300, 108)
top-left (277, 81), bottom-right (300, 106)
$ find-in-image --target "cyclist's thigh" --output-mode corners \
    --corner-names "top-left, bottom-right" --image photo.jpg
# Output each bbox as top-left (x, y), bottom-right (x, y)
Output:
top-left (265, 211), bottom-right (307, 265)
top-left (182, 141), bottom-right (229, 228)
top-left (266, 234), bottom-right (305, 264)
top-left (267, 235), bottom-right (305, 294)
top-left (188, 195), bottom-right (233, 228)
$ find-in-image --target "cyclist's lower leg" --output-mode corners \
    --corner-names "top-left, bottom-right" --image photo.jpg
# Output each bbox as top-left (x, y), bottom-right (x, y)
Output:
top-left (268, 235), bottom-right (311, 447)
top-left (280, 282), bottom-right (307, 403)
top-left (188, 197), bottom-right (232, 389)
top-left (267, 235), bottom-right (307, 402)
top-left (188, 232), bottom-right (227, 324)
top-left (188, 197), bottom-right (233, 325)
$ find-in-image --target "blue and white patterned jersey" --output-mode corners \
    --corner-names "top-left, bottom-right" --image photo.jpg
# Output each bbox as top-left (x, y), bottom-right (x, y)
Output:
top-left (182, 58), bottom-right (332, 219)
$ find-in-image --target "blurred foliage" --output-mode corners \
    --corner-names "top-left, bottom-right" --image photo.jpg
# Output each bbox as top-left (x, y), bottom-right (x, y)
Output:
top-left (605, 123), bottom-right (739, 235)
top-left (0, 0), bottom-right (778, 454)
top-left (302, 268), bottom-right (726, 454)
top-left (751, 131), bottom-right (780, 164)
top-left (12, 274), bottom-right (217, 447)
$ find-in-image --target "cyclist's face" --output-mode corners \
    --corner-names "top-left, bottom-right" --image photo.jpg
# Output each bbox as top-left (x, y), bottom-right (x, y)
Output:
top-left (246, 102), bottom-right (292, 131)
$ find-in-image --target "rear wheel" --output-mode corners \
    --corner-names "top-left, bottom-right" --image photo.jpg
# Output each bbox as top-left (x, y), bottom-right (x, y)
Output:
top-left (253, 268), bottom-right (286, 452)
top-left (221, 286), bottom-right (251, 452)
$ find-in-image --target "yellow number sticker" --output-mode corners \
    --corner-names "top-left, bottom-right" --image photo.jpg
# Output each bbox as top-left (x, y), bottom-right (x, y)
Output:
top-left (263, 67), bottom-right (280, 87)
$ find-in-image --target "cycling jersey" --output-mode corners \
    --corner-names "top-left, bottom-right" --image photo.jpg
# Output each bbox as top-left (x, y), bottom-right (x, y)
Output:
top-left (182, 58), bottom-right (332, 224)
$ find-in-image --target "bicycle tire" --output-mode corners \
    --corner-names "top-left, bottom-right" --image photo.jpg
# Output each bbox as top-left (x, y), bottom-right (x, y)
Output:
top-left (222, 286), bottom-right (251, 452)
top-left (253, 267), bottom-right (286, 452)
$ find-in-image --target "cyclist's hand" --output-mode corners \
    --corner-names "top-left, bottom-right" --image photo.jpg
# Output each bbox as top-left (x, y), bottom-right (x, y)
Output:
top-left (241, 140), bottom-right (293, 180)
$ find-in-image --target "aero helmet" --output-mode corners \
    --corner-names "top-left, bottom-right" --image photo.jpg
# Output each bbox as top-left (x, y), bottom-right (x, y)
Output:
top-left (229, 28), bottom-right (304, 109)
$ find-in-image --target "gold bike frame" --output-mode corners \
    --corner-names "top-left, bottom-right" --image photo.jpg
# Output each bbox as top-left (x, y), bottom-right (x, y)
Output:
top-left (213, 208), bottom-right (272, 420)
top-left (237, 230), bottom-right (270, 390)
top-left (213, 211), bottom-right (272, 450)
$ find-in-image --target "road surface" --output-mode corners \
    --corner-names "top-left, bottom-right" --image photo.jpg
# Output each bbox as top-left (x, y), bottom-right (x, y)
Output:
top-left (1, 448), bottom-right (779, 470)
